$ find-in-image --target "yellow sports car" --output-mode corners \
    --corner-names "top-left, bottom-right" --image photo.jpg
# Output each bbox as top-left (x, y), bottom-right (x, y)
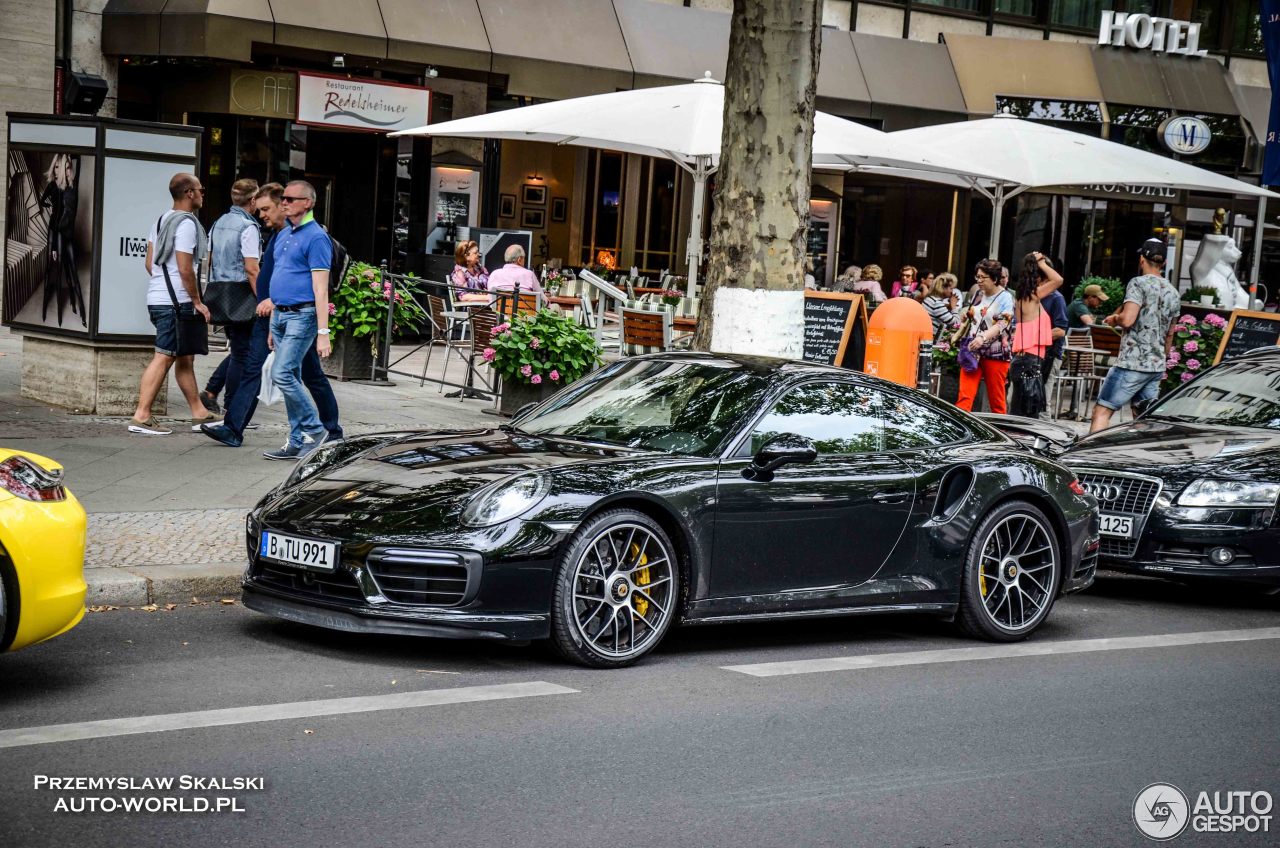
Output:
top-left (0, 448), bottom-right (87, 652)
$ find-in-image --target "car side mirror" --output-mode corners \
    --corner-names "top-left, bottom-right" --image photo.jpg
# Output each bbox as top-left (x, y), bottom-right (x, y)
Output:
top-left (743, 433), bottom-right (818, 481)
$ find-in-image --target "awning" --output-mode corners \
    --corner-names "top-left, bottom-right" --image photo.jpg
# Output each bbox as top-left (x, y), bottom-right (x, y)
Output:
top-left (944, 33), bottom-right (1104, 116)
top-left (816, 27), bottom-right (872, 118)
top-left (380, 0), bottom-right (491, 72)
top-left (850, 32), bottom-right (967, 116)
top-left (1092, 47), bottom-right (1239, 115)
top-left (615, 0), bottom-right (728, 89)
top-left (102, 0), bottom-right (274, 62)
top-left (478, 0), bottom-right (633, 99)
top-left (272, 0), bottom-right (387, 59)
top-left (1233, 83), bottom-right (1272, 145)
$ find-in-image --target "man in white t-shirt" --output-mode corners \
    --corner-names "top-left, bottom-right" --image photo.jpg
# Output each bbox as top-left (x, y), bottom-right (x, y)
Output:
top-left (127, 172), bottom-right (215, 435)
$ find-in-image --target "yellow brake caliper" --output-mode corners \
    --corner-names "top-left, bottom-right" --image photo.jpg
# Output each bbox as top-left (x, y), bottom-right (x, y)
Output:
top-left (630, 543), bottom-right (650, 617)
top-left (979, 568), bottom-right (988, 598)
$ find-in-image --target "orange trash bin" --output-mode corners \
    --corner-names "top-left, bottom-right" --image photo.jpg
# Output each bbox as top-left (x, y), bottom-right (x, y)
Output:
top-left (863, 298), bottom-right (933, 387)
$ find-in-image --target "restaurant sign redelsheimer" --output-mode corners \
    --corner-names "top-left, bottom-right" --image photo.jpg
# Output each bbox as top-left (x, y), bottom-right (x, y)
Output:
top-left (1098, 11), bottom-right (1209, 57)
top-left (297, 73), bottom-right (430, 133)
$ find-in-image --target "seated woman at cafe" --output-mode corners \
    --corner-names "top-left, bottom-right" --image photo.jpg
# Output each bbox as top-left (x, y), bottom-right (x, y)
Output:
top-left (890, 265), bottom-right (921, 299)
top-left (922, 272), bottom-right (960, 337)
top-left (451, 240), bottom-right (490, 302)
top-left (851, 264), bottom-right (888, 303)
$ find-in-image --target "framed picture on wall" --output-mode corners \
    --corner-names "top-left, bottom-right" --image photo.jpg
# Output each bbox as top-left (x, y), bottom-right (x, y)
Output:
top-left (498, 194), bottom-right (516, 218)
top-left (522, 184), bottom-right (546, 206)
top-left (550, 196), bottom-right (568, 222)
top-left (521, 207), bottom-right (545, 229)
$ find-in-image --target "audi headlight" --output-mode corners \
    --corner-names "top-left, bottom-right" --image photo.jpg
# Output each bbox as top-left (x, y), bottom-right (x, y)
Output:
top-left (461, 474), bottom-right (549, 527)
top-left (1177, 479), bottom-right (1280, 508)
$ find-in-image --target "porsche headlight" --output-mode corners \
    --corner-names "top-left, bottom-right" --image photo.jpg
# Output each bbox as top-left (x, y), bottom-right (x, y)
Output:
top-left (1177, 479), bottom-right (1280, 508)
top-left (461, 474), bottom-right (549, 527)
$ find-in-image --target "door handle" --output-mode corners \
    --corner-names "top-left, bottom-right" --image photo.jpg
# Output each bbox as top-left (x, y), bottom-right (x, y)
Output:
top-left (871, 491), bottom-right (909, 504)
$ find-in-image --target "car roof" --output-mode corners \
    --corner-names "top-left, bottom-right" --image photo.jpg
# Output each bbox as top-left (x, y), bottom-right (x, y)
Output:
top-left (629, 350), bottom-right (852, 378)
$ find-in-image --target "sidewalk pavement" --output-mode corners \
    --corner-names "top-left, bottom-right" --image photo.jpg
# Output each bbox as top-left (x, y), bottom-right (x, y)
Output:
top-left (0, 327), bottom-right (494, 605)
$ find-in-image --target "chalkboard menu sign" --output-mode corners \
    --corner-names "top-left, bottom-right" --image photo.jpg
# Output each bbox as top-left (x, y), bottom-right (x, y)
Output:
top-left (1213, 309), bottom-right (1280, 364)
top-left (802, 292), bottom-right (867, 369)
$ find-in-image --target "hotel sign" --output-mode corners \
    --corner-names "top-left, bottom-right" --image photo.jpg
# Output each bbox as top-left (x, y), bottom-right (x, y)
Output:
top-left (1160, 116), bottom-right (1212, 155)
top-left (297, 73), bottom-right (430, 133)
top-left (1098, 11), bottom-right (1208, 58)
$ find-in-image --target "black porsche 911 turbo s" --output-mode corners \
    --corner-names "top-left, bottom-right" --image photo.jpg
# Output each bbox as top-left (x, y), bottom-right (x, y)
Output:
top-left (243, 353), bottom-right (1099, 667)
top-left (1057, 347), bottom-right (1280, 590)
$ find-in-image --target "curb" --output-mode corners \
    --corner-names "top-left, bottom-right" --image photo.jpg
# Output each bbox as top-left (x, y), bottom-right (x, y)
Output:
top-left (85, 562), bottom-right (245, 607)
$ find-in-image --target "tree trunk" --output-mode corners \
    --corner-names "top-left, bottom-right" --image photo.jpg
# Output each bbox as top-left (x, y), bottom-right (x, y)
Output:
top-left (693, 0), bottom-right (822, 356)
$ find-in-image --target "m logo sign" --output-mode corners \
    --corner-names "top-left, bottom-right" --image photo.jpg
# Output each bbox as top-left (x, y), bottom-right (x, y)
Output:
top-left (1160, 116), bottom-right (1212, 156)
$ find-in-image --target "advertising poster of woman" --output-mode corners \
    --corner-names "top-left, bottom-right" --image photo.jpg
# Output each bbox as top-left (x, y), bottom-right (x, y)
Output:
top-left (4, 150), bottom-right (96, 332)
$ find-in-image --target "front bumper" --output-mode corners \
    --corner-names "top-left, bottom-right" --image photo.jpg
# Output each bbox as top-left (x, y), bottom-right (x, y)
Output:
top-left (1100, 503), bottom-right (1280, 587)
top-left (1, 490), bottom-right (87, 651)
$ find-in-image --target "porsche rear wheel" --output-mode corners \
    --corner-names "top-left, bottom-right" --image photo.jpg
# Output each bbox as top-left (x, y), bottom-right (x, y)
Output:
top-left (550, 509), bottom-right (679, 668)
top-left (957, 500), bottom-right (1060, 642)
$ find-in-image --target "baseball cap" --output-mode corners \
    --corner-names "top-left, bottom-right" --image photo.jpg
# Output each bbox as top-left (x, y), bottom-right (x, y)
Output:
top-left (1137, 238), bottom-right (1167, 263)
top-left (1082, 284), bottom-right (1109, 301)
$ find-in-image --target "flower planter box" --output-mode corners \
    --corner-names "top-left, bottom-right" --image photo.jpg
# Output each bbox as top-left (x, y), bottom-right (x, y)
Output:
top-left (499, 378), bottom-right (554, 416)
top-left (322, 334), bottom-right (374, 381)
top-left (937, 372), bottom-right (960, 405)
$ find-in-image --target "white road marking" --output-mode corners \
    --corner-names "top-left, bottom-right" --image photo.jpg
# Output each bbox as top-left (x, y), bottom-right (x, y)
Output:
top-left (0, 681), bottom-right (577, 750)
top-left (722, 627), bottom-right (1280, 677)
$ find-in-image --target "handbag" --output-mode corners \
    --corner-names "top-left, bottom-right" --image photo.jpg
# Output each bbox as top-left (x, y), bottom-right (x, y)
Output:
top-left (158, 216), bottom-right (208, 356)
top-left (957, 340), bottom-right (980, 374)
top-left (204, 218), bottom-right (258, 324)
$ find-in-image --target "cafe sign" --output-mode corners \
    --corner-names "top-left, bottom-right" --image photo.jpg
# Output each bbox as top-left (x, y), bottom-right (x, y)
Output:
top-left (1098, 11), bottom-right (1208, 58)
top-left (297, 72), bottom-right (430, 133)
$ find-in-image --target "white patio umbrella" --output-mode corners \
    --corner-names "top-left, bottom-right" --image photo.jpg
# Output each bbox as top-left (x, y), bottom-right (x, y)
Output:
top-left (392, 74), bottom-right (999, 296)
top-left (889, 115), bottom-right (1279, 278)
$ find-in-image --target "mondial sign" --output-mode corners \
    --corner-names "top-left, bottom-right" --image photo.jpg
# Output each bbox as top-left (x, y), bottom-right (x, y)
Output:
top-left (1159, 116), bottom-right (1212, 155)
top-left (1098, 11), bottom-right (1209, 57)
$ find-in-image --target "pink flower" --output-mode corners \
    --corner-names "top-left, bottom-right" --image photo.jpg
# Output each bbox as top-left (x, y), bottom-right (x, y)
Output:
top-left (549, 369), bottom-right (560, 381)
top-left (328, 303), bottom-right (337, 315)
top-left (394, 294), bottom-right (403, 304)
top-left (1180, 314), bottom-right (1197, 325)
top-left (1167, 350), bottom-right (1180, 364)
top-left (530, 337), bottom-right (541, 349)
top-left (935, 341), bottom-right (950, 352)
top-left (520, 364), bottom-right (532, 377)
top-left (1205, 313), bottom-right (1227, 328)
top-left (361, 269), bottom-right (377, 280)
top-left (1187, 358), bottom-right (1201, 370)
top-left (369, 282), bottom-right (380, 292)
top-left (1182, 340), bottom-right (1199, 353)
top-left (481, 347), bottom-right (495, 362)
top-left (1181, 371), bottom-right (1195, 382)
top-left (1189, 329), bottom-right (1201, 337)
top-left (493, 322), bottom-right (510, 334)
top-left (530, 374), bottom-right (542, 385)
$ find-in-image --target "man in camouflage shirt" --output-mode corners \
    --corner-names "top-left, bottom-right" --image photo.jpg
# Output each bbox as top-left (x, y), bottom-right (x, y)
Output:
top-left (1090, 239), bottom-right (1181, 433)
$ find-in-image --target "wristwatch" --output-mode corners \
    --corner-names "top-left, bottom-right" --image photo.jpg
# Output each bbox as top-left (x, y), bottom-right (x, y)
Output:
top-left (317, 328), bottom-right (331, 335)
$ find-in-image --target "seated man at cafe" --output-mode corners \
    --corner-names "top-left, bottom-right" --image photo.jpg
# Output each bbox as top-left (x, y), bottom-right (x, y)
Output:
top-left (487, 244), bottom-right (543, 297)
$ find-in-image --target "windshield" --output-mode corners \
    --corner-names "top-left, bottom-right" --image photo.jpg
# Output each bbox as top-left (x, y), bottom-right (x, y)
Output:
top-left (1146, 359), bottom-right (1280, 430)
top-left (516, 359), bottom-right (770, 456)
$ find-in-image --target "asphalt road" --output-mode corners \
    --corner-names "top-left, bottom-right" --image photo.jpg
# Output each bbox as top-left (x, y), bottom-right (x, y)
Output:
top-left (2, 574), bottom-right (1278, 848)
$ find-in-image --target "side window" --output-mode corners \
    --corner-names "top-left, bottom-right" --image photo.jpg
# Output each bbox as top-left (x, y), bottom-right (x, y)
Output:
top-left (882, 393), bottom-right (970, 449)
top-left (750, 382), bottom-right (883, 456)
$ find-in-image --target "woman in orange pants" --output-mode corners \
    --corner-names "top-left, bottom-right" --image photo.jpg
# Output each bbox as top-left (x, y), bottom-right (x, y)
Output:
top-left (955, 259), bottom-right (1014, 414)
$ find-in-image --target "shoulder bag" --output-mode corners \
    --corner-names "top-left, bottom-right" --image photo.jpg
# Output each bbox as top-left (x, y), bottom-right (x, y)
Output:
top-left (159, 214), bottom-right (209, 357)
top-left (203, 218), bottom-right (258, 324)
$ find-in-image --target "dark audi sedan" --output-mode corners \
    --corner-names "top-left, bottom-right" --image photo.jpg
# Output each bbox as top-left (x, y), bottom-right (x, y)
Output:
top-left (1062, 348), bottom-right (1280, 589)
top-left (243, 353), bottom-right (1098, 667)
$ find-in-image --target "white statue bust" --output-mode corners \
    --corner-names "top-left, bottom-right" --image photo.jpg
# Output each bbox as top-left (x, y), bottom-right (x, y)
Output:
top-left (1189, 234), bottom-right (1249, 309)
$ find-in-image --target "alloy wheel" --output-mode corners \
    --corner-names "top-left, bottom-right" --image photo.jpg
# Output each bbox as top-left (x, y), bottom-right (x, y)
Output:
top-left (976, 512), bottom-right (1057, 633)
top-left (569, 523), bottom-right (675, 661)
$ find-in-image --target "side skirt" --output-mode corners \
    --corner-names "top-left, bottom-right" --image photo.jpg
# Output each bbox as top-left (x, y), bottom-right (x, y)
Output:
top-left (682, 602), bottom-right (958, 627)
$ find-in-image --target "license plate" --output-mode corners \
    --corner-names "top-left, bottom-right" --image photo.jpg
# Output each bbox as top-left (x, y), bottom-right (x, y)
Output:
top-left (1099, 514), bottom-right (1134, 538)
top-left (259, 531), bottom-right (339, 572)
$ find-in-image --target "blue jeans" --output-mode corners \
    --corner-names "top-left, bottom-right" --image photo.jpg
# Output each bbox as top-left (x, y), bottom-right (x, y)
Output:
top-left (206, 321), bottom-right (253, 400)
top-left (223, 317), bottom-right (343, 441)
top-left (270, 308), bottom-right (325, 448)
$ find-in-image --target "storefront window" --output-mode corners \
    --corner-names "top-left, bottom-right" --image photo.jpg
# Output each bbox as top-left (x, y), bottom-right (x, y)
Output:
top-left (995, 97), bottom-right (1104, 136)
top-left (635, 159), bottom-right (682, 275)
top-left (579, 151), bottom-right (625, 266)
top-left (1189, 114), bottom-right (1247, 175)
top-left (1051, 0), bottom-right (1114, 29)
top-left (995, 0), bottom-right (1037, 16)
top-left (1109, 105), bottom-right (1171, 154)
top-left (1192, 0), bottom-right (1258, 54)
top-left (916, 0), bottom-right (982, 12)
top-left (1231, 3), bottom-right (1263, 55)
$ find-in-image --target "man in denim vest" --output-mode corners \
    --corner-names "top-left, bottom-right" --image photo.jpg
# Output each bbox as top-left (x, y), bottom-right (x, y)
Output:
top-left (262, 180), bottom-right (332, 460)
top-left (198, 178), bottom-right (261, 416)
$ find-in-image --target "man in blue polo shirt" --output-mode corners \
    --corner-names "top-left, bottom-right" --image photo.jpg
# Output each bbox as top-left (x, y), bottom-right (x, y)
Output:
top-left (263, 179), bottom-right (333, 460)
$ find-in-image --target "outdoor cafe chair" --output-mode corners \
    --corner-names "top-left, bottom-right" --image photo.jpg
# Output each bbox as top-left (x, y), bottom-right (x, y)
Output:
top-left (458, 307), bottom-right (499, 402)
top-left (621, 306), bottom-right (672, 356)
top-left (420, 294), bottom-right (470, 390)
top-left (493, 291), bottom-right (541, 325)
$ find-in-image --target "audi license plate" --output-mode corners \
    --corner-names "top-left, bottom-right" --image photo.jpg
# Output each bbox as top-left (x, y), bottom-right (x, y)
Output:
top-left (259, 531), bottom-right (339, 572)
top-left (1099, 514), bottom-right (1134, 539)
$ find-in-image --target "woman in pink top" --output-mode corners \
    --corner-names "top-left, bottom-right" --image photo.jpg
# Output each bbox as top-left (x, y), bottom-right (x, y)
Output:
top-left (1008, 251), bottom-right (1063, 418)
top-left (851, 263), bottom-right (888, 303)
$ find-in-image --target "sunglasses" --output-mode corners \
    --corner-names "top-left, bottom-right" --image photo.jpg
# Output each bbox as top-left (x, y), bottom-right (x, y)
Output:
top-left (187, 187), bottom-right (206, 195)
top-left (281, 195), bottom-right (308, 204)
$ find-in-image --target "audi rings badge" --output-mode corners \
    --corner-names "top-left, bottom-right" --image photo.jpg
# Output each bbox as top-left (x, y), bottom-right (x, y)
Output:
top-left (1084, 482), bottom-right (1122, 503)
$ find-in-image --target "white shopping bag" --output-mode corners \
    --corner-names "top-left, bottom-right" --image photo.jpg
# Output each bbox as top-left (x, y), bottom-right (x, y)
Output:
top-left (258, 351), bottom-right (283, 406)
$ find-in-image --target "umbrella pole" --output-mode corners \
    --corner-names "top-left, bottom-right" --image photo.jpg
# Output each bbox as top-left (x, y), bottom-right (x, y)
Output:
top-left (1252, 196), bottom-right (1267, 309)
top-left (989, 184), bottom-right (1005, 261)
top-left (686, 157), bottom-right (712, 298)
